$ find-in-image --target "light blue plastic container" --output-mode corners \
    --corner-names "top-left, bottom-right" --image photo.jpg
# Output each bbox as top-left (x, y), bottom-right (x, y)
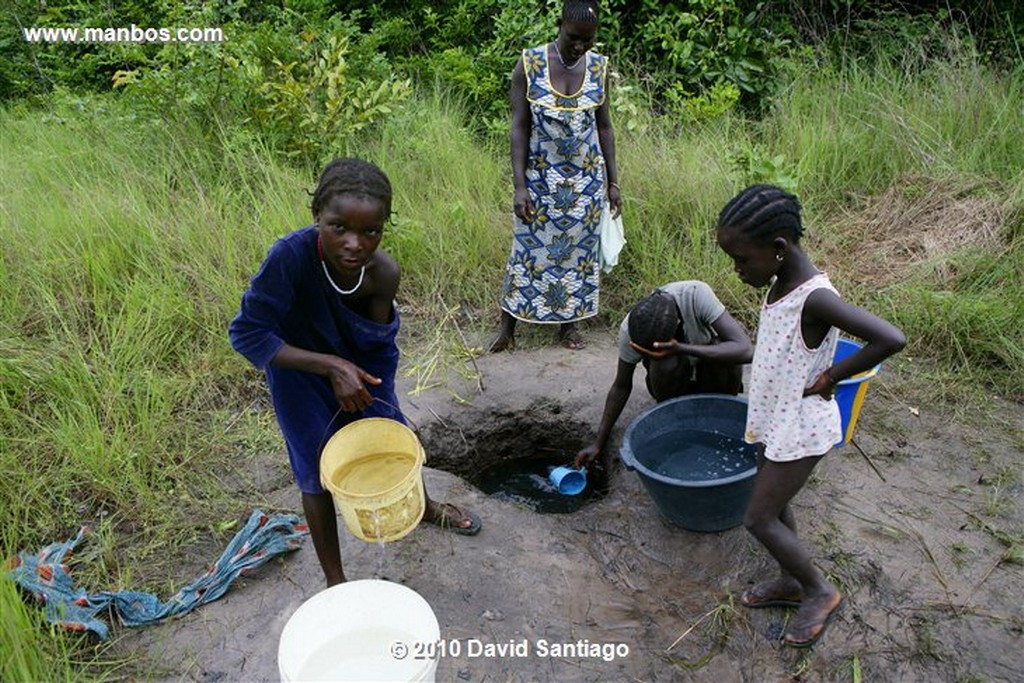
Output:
top-left (548, 466), bottom-right (586, 496)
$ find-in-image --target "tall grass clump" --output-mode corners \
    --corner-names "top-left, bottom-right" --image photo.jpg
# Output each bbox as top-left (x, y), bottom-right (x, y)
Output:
top-left (0, 105), bottom-right (321, 679)
top-left (0, 107), bottom-right (307, 575)
top-left (746, 43), bottom-right (1024, 396)
top-left (366, 88), bottom-right (510, 314)
top-left (767, 41), bottom-right (1024, 208)
top-left (595, 114), bottom-right (763, 323)
top-left (1, 571), bottom-right (76, 683)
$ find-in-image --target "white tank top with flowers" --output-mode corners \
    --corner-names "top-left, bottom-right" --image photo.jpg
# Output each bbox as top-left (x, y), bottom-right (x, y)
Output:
top-left (745, 273), bottom-right (842, 461)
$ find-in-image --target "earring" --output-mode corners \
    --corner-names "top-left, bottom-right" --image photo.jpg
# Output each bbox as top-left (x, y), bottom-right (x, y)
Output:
top-left (776, 254), bottom-right (784, 262)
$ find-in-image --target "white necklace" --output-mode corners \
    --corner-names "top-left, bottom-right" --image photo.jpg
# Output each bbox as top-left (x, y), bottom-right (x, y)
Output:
top-left (553, 41), bottom-right (582, 70)
top-left (321, 260), bottom-right (365, 295)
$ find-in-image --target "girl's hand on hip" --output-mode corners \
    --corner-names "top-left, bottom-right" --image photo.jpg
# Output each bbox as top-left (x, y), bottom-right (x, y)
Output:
top-left (803, 371), bottom-right (835, 400)
top-left (608, 184), bottom-right (622, 218)
top-left (326, 357), bottom-right (382, 412)
top-left (513, 187), bottom-right (536, 223)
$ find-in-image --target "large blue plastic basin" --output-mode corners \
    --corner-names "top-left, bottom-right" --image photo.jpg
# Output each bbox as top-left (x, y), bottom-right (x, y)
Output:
top-left (620, 394), bottom-right (757, 532)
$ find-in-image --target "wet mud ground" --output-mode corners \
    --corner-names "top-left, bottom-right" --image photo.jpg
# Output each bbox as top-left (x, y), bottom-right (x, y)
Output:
top-left (114, 332), bottom-right (1023, 682)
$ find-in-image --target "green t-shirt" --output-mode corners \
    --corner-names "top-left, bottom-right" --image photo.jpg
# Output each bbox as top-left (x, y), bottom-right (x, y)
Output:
top-left (617, 281), bottom-right (726, 364)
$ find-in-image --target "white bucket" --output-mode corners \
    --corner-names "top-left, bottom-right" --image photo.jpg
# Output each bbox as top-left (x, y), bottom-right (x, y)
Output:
top-left (278, 580), bottom-right (440, 682)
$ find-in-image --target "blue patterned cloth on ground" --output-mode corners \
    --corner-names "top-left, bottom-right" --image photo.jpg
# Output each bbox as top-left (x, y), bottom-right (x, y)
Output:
top-left (7, 510), bottom-right (308, 639)
top-left (500, 44), bottom-right (608, 323)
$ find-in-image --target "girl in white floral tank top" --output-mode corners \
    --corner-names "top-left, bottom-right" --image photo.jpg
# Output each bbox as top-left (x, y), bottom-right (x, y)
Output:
top-left (745, 272), bottom-right (842, 460)
top-left (717, 185), bottom-right (906, 649)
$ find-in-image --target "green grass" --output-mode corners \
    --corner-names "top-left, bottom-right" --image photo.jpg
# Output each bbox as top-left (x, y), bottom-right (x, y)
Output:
top-left (0, 560), bottom-right (122, 683)
top-left (0, 45), bottom-right (1022, 679)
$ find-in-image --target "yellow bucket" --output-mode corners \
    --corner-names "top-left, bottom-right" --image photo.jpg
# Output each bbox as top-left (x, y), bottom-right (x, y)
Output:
top-left (320, 418), bottom-right (426, 543)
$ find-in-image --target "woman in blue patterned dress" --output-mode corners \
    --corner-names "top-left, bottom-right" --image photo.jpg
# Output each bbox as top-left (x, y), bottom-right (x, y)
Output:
top-left (490, 0), bottom-right (622, 352)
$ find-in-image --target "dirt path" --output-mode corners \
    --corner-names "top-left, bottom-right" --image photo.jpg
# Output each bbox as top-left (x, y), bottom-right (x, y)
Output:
top-left (115, 334), bottom-right (1023, 682)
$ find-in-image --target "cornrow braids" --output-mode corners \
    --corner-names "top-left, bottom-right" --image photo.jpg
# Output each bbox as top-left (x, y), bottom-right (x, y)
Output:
top-left (561, 0), bottom-right (600, 25)
top-left (310, 157), bottom-right (393, 219)
top-left (718, 184), bottom-right (804, 244)
top-left (628, 289), bottom-right (680, 349)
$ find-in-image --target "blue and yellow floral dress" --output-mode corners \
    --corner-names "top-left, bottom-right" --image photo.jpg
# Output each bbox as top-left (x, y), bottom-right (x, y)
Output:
top-left (500, 44), bottom-right (608, 323)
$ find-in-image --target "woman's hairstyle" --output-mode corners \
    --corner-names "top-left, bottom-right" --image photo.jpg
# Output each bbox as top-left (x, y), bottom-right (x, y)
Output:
top-left (311, 157), bottom-right (392, 218)
top-left (717, 184), bottom-right (804, 244)
top-left (628, 289), bottom-right (680, 349)
top-left (561, 0), bottom-right (600, 24)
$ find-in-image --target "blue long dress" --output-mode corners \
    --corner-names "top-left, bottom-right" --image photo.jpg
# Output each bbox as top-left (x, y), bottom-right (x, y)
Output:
top-left (500, 45), bottom-right (608, 323)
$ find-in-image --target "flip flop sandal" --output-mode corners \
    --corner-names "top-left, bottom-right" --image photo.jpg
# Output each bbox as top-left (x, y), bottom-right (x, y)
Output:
top-left (488, 336), bottom-right (515, 353)
top-left (740, 581), bottom-right (804, 609)
top-left (428, 503), bottom-right (482, 536)
top-left (559, 331), bottom-right (586, 350)
top-left (784, 595), bottom-right (844, 648)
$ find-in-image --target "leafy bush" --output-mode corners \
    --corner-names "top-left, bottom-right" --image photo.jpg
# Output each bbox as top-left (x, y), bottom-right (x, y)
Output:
top-left (779, 1), bottom-right (1024, 70)
top-left (108, 9), bottom-right (411, 166)
top-left (620, 0), bottom-right (792, 104)
top-left (257, 31), bottom-right (411, 165)
top-left (5, 0), bottom-right (1020, 129)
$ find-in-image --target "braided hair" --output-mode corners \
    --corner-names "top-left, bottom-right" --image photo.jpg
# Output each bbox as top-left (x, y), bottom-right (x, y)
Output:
top-left (311, 157), bottom-right (393, 219)
top-left (628, 289), bottom-right (680, 349)
top-left (717, 184), bottom-right (804, 244)
top-left (561, 0), bottom-right (600, 25)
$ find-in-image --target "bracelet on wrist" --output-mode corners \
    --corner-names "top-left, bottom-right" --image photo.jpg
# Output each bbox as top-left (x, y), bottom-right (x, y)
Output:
top-left (608, 181), bottom-right (620, 191)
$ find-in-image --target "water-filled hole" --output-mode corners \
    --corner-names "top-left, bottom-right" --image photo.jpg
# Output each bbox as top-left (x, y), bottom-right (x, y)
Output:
top-left (417, 401), bottom-right (604, 514)
top-left (474, 454), bottom-right (602, 513)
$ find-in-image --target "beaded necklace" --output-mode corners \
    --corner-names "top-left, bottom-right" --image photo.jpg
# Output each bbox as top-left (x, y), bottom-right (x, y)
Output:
top-left (317, 234), bottom-right (364, 295)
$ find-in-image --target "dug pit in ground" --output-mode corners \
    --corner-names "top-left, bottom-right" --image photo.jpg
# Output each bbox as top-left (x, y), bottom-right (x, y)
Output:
top-left (417, 401), bottom-right (605, 514)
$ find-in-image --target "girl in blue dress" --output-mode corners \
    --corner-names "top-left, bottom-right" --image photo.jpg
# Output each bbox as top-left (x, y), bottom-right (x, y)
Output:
top-left (230, 158), bottom-right (481, 587)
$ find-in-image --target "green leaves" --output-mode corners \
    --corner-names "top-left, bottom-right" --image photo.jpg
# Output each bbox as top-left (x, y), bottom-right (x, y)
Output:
top-left (258, 33), bottom-right (412, 163)
top-left (627, 0), bottom-right (789, 102)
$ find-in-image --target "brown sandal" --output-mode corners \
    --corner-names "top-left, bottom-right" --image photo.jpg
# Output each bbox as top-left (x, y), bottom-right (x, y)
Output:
top-left (740, 578), bottom-right (804, 609)
top-left (424, 502), bottom-right (482, 536)
top-left (783, 593), bottom-right (843, 648)
top-left (558, 329), bottom-right (586, 350)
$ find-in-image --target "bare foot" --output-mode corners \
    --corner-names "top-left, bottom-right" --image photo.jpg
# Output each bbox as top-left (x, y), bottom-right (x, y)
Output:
top-left (558, 325), bottom-right (586, 350)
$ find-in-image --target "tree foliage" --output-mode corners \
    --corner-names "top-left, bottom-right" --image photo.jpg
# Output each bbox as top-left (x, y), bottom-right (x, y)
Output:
top-left (3, 0), bottom-right (1020, 160)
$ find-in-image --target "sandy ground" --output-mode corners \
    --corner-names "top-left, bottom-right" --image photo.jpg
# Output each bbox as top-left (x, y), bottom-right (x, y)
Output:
top-left (114, 331), bottom-right (1023, 682)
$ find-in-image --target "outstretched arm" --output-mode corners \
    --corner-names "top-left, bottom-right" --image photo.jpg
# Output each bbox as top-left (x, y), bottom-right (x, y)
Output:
top-left (575, 359), bottom-right (636, 469)
top-left (802, 288), bottom-right (906, 397)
